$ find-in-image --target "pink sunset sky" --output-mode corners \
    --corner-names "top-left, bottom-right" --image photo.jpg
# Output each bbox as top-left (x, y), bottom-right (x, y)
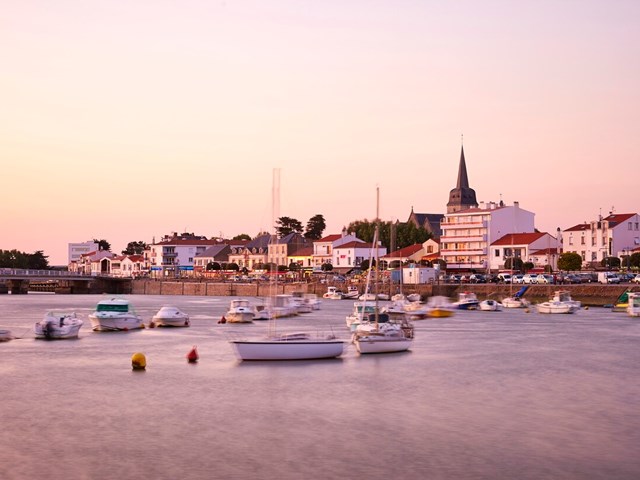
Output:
top-left (2, 1), bottom-right (639, 265)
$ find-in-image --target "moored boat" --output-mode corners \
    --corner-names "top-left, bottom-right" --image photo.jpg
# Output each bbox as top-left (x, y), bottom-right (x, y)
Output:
top-left (426, 295), bottom-right (455, 317)
top-left (225, 299), bottom-right (256, 323)
top-left (0, 329), bottom-right (13, 342)
top-left (88, 298), bottom-right (144, 331)
top-left (453, 292), bottom-right (479, 310)
top-left (152, 306), bottom-right (190, 327)
top-left (627, 292), bottom-right (640, 317)
top-left (479, 299), bottom-right (502, 311)
top-left (231, 333), bottom-right (345, 361)
top-left (352, 313), bottom-right (414, 354)
top-left (34, 311), bottom-right (83, 339)
top-left (536, 300), bottom-right (578, 314)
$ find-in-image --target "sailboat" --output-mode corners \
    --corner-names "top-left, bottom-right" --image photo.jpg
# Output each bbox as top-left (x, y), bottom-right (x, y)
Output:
top-left (352, 188), bottom-right (414, 354)
top-left (230, 169), bottom-right (345, 361)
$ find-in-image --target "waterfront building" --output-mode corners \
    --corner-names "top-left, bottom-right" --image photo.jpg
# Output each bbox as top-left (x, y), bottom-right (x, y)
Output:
top-left (193, 245), bottom-right (232, 274)
top-left (311, 230), bottom-right (363, 270)
top-left (147, 233), bottom-right (222, 277)
top-left (440, 201), bottom-right (536, 272)
top-left (68, 241), bottom-right (98, 264)
top-left (406, 209), bottom-right (444, 238)
top-left (561, 212), bottom-right (640, 268)
top-left (288, 246), bottom-right (314, 274)
top-left (267, 232), bottom-right (310, 268)
top-left (490, 232), bottom-right (559, 272)
top-left (110, 254), bottom-right (145, 277)
top-left (332, 240), bottom-right (386, 274)
top-left (227, 233), bottom-right (272, 271)
top-left (381, 241), bottom-right (433, 267)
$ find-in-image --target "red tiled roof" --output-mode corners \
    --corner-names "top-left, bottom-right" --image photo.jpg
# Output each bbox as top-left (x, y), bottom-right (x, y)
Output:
top-left (604, 213), bottom-right (635, 226)
top-left (381, 244), bottom-right (423, 259)
top-left (564, 224), bottom-right (590, 232)
top-left (317, 234), bottom-right (342, 242)
top-left (155, 239), bottom-right (222, 246)
top-left (335, 241), bottom-right (373, 249)
top-left (492, 232), bottom-right (545, 246)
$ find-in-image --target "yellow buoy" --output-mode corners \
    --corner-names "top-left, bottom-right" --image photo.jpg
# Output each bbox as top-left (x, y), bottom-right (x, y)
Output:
top-left (131, 352), bottom-right (146, 370)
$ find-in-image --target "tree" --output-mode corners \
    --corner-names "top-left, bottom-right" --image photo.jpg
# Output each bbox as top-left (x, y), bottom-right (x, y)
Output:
top-left (346, 219), bottom-right (431, 251)
top-left (304, 214), bottom-right (326, 240)
top-left (558, 252), bottom-right (582, 271)
top-left (321, 263), bottom-right (333, 272)
top-left (206, 262), bottom-right (221, 271)
top-left (630, 252), bottom-right (640, 268)
top-left (227, 263), bottom-right (240, 271)
top-left (122, 241), bottom-right (148, 255)
top-left (0, 249), bottom-right (49, 269)
top-left (523, 261), bottom-right (534, 272)
top-left (233, 234), bottom-right (251, 241)
top-left (93, 239), bottom-right (111, 251)
top-left (275, 216), bottom-right (303, 237)
top-left (504, 257), bottom-right (523, 272)
top-left (601, 256), bottom-right (620, 269)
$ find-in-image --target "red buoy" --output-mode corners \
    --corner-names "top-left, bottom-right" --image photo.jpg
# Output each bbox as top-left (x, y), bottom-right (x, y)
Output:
top-left (218, 316), bottom-right (227, 324)
top-left (187, 346), bottom-right (199, 363)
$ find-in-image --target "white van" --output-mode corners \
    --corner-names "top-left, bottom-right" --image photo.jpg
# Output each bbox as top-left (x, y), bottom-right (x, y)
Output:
top-left (598, 272), bottom-right (620, 284)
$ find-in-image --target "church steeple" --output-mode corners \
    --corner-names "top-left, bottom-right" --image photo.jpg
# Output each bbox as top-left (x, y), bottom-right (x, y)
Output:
top-left (447, 143), bottom-right (478, 214)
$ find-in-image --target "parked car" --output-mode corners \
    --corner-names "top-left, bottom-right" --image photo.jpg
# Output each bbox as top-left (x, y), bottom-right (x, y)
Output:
top-left (469, 274), bottom-right (487, 283)
top-left (496, 273), bottom-right (512, 283)
top-left (536, 274), bottom-right (554, 284)
top-left (522, 274), bottom-right (536, 284)
top-left (633, 274), bottom-right (640, 284)
top-left (512, 274), bottom-right (524, 284)
top-left (563, 274), bottom-right (582, 284)
top-left (448, 274), bottom-right (462, 283)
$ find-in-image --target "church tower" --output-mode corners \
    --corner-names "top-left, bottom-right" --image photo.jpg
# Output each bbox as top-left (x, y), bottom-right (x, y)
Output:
top-left (446, 145), bottom-right (478, 214)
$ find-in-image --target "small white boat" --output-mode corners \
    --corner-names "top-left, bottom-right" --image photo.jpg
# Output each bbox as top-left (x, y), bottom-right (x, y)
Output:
top-left (35, 311), bottom-right (83, 339)
top-left (267, 294), bottom-right (299, 318)
top-left (323, 286), bottom-right (344, 300)
top-left (406, 293), bottom-right (421, 302)
top-left (226, 299), bottom-right (256, 323)
top-left (536, 300), bottom-right (578, 314)
top-left (253, 304), bottom-right (273, 321)
top-left (551, 290), bottom-right (581, 310)
top-left (479, 299), bottom-right (502, 311)
top-left (0, 329), bottom-right (13, 342)
top-left (627, 292), bottom-right (640, 317)
top-left (453, 292), bottom-right (480, 310)
top-left (152, 306), bottom-right (190, 327)
top-left (291, 293), bottom-right (313, 314)
top-left (502, 296), bottom-right (531, 308)
top-left (231, 333), bottom-right (345, 361)
top-left (343, 286), bottom-right (360, 299)
top-left (346, 301), bottom-right (378, 330)
top-left (359, 292), bottom-right (376, 301)
top-left (352, 313), bottom-right (414, 354)
top-left (89, 298), bottom-right (144, 331)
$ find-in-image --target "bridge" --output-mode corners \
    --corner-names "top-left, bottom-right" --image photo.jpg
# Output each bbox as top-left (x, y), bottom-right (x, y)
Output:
top-left (0, 269), bottom-right (131, 294)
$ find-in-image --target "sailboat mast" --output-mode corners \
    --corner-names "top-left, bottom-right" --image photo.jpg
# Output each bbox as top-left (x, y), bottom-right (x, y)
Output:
top-left (269, 168), bottom-right (281, 338)
top-left (374, 187), bottom-right (380, 329)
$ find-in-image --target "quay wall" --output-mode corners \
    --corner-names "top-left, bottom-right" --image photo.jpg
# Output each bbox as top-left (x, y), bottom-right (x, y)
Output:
top-left (130, 280), bottom-right (639, 307)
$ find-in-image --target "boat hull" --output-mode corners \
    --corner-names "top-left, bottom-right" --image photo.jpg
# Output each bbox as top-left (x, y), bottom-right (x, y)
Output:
top-left (226, 312), bottom-right (255, 323)
top-left (354, 337), bottom-right (412, 354)
top-left (230, 340), bottom-right (345, 361)
top-left (536, 303), bottom-right (577, 314)
top-left (153, 317), bottom-right (190, 327)
top-left (89, 314), bottom-right (144, 331)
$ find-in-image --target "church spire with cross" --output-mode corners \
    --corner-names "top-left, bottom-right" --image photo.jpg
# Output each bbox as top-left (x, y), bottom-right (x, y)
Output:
top-left (446, 138), bottom-right (478, 214)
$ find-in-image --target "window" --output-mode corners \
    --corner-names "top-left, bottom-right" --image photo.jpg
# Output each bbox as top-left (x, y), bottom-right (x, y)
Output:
top-left (581, 237), bottom-right (585, 245)
top-left (629, 222), bottom-right (633, 230)
top-left (591, 252), bottom-right (597, 261)
top-left (494, 249), bottom-right (500, 257)
top-left (581, 251), bottom-right (586, 260)
top-left (427, 245), bottom-right (433, 253)
top-left (569, 236), bottom-right (573, 245)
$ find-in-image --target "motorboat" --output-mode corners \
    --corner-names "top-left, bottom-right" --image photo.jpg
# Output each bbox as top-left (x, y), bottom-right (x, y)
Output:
top-left (151, 306), bottom-right (190, 327)
top-left (453, 292), bottom-right (479, 310)
top-left (225, 299), bottom-right (256, 323)
top-left (406, 293), bottom-right (421, 302)
top-left (267, 294), bottom-right (299, 318)
top-left (34, 311), bottom-right (83, 339)
top-left (231, 332), bottom-right (345, 361)
top-left (627, 292), bottom-right (640, 317)
top-left (536, 300), bottom-right (578, 314)
top-left (343, 286), bottom-right (360, 299)
top-left (402, 301), bottom-right (431, 320)
top-left (479, 299), bottom-right (502, 311)
top-left (352, 313), bottom-right (414, 354)
top-left (291, 292), bottom-right (312, 314)
top-left (346, 301), bottom-right (378, 330)
top-left (425, 296), bottom-right (455, 318)
top-left (359, 292), bottom-right (376, 301)
top-left (323, 286), bottom-right (344, 300)
top-left (89, 298), bottom-right (144, 331)
top-left (551, 290), bottom-right (581, 310)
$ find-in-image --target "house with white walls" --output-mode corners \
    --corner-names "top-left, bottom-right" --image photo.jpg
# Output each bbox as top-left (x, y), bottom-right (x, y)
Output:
top-left (312, 230), bottom-right (364, 270)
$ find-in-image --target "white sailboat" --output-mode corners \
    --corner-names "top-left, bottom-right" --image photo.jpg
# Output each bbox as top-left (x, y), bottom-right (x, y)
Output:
top-left (352, 188), bottom-right (414, 354)
top-left (230, 169), bottom-right (345, 361)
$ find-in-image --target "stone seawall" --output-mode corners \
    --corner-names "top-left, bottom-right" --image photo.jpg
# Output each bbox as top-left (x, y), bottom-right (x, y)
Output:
top-left (131, 280), bottom-right (639, 306)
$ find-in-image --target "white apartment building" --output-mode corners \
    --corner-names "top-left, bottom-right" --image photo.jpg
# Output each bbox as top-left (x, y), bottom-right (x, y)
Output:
top-left (312, 231), bottom-right (363, 269)
top-left (147, 236), bottom-right (221, 277)
top-left (440, 201), bottom-right (535, 272)
top-left (68, 241), bottom-right (98, 264)
top-left (562, 213), bottom-right (640, 267)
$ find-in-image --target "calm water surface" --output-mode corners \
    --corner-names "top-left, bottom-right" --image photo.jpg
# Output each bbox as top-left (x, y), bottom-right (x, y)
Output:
top-left (1, 294), bottom-right (639, 480)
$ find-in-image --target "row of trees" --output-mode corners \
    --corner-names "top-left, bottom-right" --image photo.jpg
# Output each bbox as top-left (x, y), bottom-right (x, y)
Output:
top-left (0, 250), bottom-right (50, 269)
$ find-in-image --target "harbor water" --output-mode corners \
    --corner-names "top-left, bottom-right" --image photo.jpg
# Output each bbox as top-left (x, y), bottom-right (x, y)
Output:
top-left (1, 294), bottom-right (640, 480)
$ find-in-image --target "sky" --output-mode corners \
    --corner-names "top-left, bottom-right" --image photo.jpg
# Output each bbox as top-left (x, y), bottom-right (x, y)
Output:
top-left (1, 0), bottom-right (639, 265)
